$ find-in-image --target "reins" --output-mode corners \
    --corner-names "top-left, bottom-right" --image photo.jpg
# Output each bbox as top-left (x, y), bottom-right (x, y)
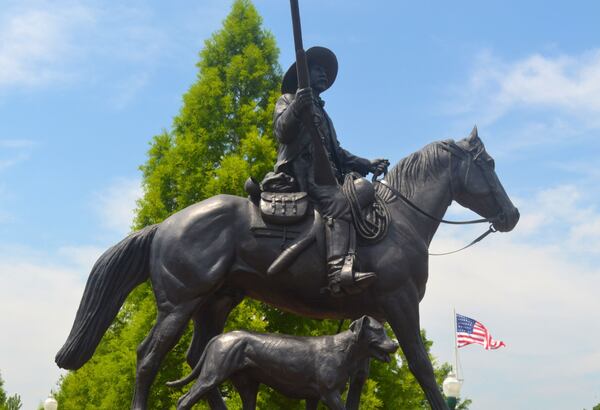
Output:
top-left (375, 179), bottom-right (497, 256)
top-left (376, 179), bottom-right (494, 225)
top-left (372, 142), bottom-right (503, 256)
top-left (426, 225), bottom-right (496, 256)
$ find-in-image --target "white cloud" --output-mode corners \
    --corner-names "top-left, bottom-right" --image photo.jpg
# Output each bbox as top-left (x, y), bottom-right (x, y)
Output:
top-left (58, 245), bottom-right (105, 273)
top-left (460, 49), bottom-right (600, 123)
top-left (92, 177), bottom-right (142, 235)
top-left (0, 139), bottom-right (35, 149)
top-left (514, 185), bottom-right (600, 254)
top-left (0, 245), bottom-right (92, 410)
top-left (445, 49), bottom-right (600, 159)
top-left (0, 2), bottom-right (167, 103)
top-left (419, 182), bottom-right (600, 409)
top-left (0, 5), bottom-right (95, 88)
top-left (422, 237), bottom-right (600, 410)
top-left (0, 139), bottom-right (35, 172)
top-left (111, 71), bottom-right (151, 110)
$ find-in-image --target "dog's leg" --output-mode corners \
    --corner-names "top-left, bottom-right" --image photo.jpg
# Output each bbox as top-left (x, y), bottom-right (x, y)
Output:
top-left (305, 398), bottom-right (319, 410)
top-left (345, 357), bottom-right (370, 410)
top-left (176, 362), bottom-right (226, 410)
top-left (321, 392), bottom-right (345, 410)
top-left (177, 337), bottom-right (248, 410)
top-left (231, 374), bottom-right (259, 410)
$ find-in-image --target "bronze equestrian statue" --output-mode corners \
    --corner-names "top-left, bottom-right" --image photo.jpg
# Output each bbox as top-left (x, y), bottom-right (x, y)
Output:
top-left (56, 2), bottom-right (519, 408)
top-left (56, 126), bottom-right (519, 410)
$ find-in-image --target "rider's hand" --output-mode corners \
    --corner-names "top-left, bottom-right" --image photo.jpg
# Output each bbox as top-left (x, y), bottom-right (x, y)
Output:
top-left (291, 87), bottom-right (313, 117)
top-left (369, 158), bottom-right (390, 176)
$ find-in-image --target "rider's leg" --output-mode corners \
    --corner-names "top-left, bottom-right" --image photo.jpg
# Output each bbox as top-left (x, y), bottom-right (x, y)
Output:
top-left (325, 217), bottom-right (376, 295)
top-left (309, 181), bottom-right (376, 295)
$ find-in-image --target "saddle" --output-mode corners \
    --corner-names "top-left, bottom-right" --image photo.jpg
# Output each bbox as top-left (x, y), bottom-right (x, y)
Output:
top-left (245, 176), bottom-right (376, 226)
top-left (244, 176), bottom-right (387, 276)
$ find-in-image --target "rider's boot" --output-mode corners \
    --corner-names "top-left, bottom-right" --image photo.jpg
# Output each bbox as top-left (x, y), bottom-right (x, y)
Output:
top-left (325, 218), bottom-right (376, 296)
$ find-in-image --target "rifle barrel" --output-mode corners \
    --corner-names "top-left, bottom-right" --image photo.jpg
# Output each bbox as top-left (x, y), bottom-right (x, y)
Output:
top-left (290, 0), bottom-right (310, 89)
top-left (289, 0), bottom-right (336, 185)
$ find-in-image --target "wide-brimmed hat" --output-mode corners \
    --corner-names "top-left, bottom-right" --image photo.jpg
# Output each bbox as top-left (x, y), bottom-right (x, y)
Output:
top-left (281, 46), bottom-right (338, 94)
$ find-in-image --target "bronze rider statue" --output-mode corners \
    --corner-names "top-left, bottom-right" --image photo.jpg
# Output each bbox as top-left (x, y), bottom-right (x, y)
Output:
top-left (269, 46), bottom-right (389, 296)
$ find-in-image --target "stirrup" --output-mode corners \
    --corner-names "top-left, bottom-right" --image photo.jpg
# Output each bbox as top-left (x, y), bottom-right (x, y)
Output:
top-left (353, 271), bottom-right (377, 288)
top-left (324, 255), bottom-right (377, 297)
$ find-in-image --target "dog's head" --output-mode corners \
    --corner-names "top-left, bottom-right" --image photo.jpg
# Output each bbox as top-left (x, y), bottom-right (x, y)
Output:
top-left (349, 316), bottom-right (399, 363)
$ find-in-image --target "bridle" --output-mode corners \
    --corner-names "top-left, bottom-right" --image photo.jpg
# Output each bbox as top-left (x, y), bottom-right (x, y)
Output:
top-left (373, 141), bottom-right (506, 255)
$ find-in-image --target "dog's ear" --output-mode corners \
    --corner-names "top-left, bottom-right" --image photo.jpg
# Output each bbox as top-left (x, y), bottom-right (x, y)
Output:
top-left (349, 315), bottom-right (369, 336)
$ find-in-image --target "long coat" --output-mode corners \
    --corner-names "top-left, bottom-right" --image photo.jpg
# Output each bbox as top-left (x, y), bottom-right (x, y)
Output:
top-left (273, 93), bottom-right (371, 192)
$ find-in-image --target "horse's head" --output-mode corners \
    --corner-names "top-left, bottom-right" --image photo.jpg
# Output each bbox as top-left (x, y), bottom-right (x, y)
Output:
top-left (450, 127), bottom-right (520, 232)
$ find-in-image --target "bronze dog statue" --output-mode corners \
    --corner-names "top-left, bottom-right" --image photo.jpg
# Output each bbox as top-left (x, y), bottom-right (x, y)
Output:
top-left (168, 316), bottom-right (398, 409)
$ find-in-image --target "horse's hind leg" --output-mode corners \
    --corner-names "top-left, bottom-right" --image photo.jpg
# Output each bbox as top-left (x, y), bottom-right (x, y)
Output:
top-left (305, 398), bottom-right (319, 410)
top-left (186, 291), bottom-right (244, 409)
top-left (321, 392), bottom-right (345, 410)
top-left (131, 302), bottom-right (198, 410)
top-left (381, 285), bottom-right (448, 410)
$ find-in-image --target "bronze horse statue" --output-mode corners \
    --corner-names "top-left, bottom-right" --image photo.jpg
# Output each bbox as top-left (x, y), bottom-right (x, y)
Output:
top-left (56, 128), bottom-right (519, 410)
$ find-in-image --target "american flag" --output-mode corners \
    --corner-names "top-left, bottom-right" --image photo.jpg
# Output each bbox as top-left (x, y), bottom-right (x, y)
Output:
top-left (456, 313), bottom-right (505, 350)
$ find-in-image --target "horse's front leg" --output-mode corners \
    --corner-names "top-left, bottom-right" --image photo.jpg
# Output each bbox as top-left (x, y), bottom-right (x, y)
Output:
top-left (380, 283), bottom-right (448, 410)
top-left (345, 357), bottom-right (370, 410)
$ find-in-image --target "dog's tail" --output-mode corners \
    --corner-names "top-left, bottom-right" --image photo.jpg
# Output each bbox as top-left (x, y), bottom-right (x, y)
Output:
top-left (166, 337), bottom-right (214, 388)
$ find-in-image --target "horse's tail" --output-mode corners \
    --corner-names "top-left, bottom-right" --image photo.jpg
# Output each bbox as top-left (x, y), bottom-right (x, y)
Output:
top-left (55, 224), bottom-right (159, 370)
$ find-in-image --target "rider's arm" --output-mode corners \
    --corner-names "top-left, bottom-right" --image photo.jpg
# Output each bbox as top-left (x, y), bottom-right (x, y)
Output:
top-left (339, 149), bottom-right (372, 176)
top-left (274, 94), bottom-right (302, 144)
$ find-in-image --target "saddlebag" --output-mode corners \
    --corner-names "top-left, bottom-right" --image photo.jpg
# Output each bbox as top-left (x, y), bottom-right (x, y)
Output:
top-left (260, 192), bottom-right (309, 224)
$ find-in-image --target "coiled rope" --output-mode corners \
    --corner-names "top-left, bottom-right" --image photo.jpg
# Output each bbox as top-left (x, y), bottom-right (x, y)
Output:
top-left (342, 174), bottom-right (390, 244)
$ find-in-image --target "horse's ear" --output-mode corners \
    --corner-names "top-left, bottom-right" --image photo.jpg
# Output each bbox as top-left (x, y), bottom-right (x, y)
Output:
top-left (467, 125), bottom-right (483, 149)
top-left (468, 125), bottom-right (478, 141)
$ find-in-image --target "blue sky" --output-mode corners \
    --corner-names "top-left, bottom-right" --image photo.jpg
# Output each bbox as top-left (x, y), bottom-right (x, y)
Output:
top-left (0, 1), bottom-right (599, 408)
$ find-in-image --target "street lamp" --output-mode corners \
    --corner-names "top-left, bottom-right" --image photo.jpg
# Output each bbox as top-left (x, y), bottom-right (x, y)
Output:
top-left (43, 396), bottom-right (58, 410)
top-left (442, 370), bottom-right (462, 409)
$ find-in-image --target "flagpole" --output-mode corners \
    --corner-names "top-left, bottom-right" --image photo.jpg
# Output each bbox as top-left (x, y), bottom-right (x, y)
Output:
top-left (453, 307), bottom-right (460, 380)
top-left (444, 307), bottom-right (462, 409)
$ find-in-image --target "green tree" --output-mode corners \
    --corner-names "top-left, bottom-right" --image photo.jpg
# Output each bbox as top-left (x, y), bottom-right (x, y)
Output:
top-left (57, 1), bottom-right (279, 408)
top-left (0, 373), bottom-right (22, 410)
top-left (55, 1), bottom-right (466, 409)
top-left (4, 394), bottom-right (22, 410)
top-left (0, 372), bottom-right (7, 407)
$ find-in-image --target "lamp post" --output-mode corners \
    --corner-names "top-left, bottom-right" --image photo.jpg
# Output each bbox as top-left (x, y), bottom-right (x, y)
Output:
top-left (43, 396), bottom-right (58, 410)
top-left (442, 370), bottom-right (461, 409)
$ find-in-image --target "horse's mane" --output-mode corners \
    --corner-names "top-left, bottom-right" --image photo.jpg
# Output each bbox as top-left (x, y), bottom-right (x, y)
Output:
top-left (376, 141), bottom-right (451, 201)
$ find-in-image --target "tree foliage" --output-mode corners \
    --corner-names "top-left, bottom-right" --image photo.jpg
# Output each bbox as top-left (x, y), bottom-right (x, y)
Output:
top-left (3, 395), bottom-right (22, 410)
top-left (55, 1), bottom-right (466, 408)
top-left (0, 372), bottom-right (6, 408)
top-left (0, 372), bottom-right (22, 410)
